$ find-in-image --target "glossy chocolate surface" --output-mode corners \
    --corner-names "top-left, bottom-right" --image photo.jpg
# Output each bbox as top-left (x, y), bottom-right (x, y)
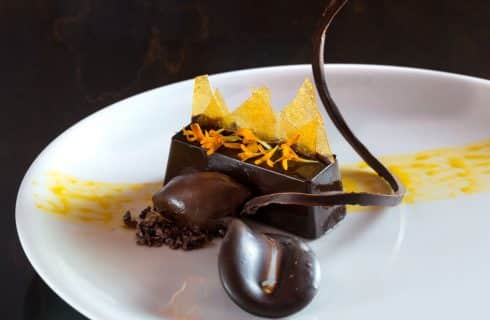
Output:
top-left (164, 132), bottom-right (346, 238)
top-left (219, 220), bottom-right (320, 318)
top-left (153, 171), bottom-right (250, 229)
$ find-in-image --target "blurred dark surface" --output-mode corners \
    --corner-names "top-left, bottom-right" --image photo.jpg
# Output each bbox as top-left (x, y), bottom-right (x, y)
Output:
top-left (1, 0), bottom-right (488, 318)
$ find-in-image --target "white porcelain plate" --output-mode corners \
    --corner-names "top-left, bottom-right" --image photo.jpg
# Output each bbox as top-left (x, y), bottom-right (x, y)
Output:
top-left (16, 65), bottom-right (490, 319)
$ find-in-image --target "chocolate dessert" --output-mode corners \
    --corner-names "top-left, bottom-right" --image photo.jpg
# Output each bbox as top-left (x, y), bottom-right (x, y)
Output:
top-left (163, 74), bottom-right (346, 239)
top-left (125, 0), bottom-right (406, 317)
top-left (165, 131), bottom-right (345, 238)
top-left (153, 171), bottom-right (250, 229)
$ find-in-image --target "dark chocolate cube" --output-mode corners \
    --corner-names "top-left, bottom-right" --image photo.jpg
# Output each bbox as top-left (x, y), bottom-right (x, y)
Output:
top-left (164, 131), bottom-right (346, 239)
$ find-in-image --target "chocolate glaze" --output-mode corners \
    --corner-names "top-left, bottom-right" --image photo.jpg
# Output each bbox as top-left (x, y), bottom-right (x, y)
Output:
top-left (219, 220), bottom-right (320, 318)
top-left (241, 0), bottom-right (406, 215)
top-left (164, 133), bottom-right (346, 238)
top-left (152, 172), bottom-right (250, 229)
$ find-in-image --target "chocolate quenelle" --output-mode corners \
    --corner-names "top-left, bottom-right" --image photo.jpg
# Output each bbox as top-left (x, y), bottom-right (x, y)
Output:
top-left (153, 171), bottom-right (250, 230)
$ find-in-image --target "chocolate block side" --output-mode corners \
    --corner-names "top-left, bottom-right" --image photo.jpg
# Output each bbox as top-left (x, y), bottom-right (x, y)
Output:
top-left (207, 152), bottom-right (308, 194)
top-left (164, 132), bottom-right (346, 239)
top-left (253, 161), bottom-right (345, 239)
top-left (164, 138), bottom-right (208, 183)
top-left (311, 160), bottom-right (346, 237)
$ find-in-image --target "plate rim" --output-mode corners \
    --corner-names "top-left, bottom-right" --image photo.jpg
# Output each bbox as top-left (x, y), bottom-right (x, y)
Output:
top-left (15, 64), bottom-right (490, 320)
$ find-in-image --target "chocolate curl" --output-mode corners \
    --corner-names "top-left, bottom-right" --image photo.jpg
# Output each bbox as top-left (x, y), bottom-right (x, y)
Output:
top-left (242, 0), bottom-right (405, 215)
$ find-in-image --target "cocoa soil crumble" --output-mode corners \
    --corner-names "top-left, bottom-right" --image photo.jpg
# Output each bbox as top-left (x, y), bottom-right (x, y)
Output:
top-left (123, 207), bottom-right (227, 251)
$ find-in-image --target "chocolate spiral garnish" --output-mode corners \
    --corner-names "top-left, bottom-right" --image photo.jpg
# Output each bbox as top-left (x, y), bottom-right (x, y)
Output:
top-left (242, 0), bottom-right (405, 214)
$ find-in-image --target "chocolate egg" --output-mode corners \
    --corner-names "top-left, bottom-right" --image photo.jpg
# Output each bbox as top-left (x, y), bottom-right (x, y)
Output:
top-left (152, 172), bottom-right (250, 229)
top-left (218, 219), bottom-right (321, 318)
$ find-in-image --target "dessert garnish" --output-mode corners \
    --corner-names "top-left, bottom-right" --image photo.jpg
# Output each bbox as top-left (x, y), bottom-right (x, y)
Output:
top-left (190, 70), bottom-right (333, 161)
top-left (219, 219), bottom-right (320, 318)
top-left (124, 206), bottom-right (227, 250)
top-left (182, 123), bottom-right (319, 169)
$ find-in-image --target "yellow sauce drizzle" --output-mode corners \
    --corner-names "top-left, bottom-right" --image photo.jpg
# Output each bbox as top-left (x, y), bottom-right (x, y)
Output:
top-left (342, 139), bottom-right (490, 206)
top-left (35, 172), bottom-right (160, 224)
top-left (34, 139), bottom-right (490, 222)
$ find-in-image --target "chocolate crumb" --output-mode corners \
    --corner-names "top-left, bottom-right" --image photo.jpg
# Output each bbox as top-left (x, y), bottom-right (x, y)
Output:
top-left (123, 211), bottom-right (137, 229)
top-left (139, 206), bottom-right (151, 219)
top-left (126, 207), bottom-right (227, 250)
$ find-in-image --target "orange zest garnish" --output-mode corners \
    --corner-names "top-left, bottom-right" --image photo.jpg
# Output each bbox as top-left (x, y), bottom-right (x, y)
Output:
top-left (223, 142), bottom-right (242, 149)
top-left (238, 142), bottom-right (264, 161)
top-left (237, 128), bottom-right (272, 149)
top-left (182, 123), bottom-right (205, 142)
top-left (254, 145), bottom-right (278, 168)
top-left (183, 124), bottom-right (318, 169)
top-left (237, 128), bottom-right (259, 144)
top-left (183, 124), bottom-right (225, 155)
top-left (275, 134), bottom-right (318, 170)
top-left (276, 143), bottom-right (298, 170)
top-left (200, 129), bottom-right (224, 155)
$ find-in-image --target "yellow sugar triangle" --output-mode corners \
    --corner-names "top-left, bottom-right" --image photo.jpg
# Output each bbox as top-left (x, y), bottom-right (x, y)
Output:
top-left (231, 87), bottom-right (277, 140)
top-left (316, 124), bottom-right (332, 158)
top-left (192, 75), bottom-right (213, 116)
top-left (296, 120), bottom-right (319, 155)
top-left (279, 117), bottom-right (296, 141)
top-left (279, 78), bottom-right (320, 130)
top-left (279, 78), bottom-right (332, 156)
top-left (214, 89), bottom-right (229, 113)
top-left (257, 86), bottom-right (271, 104)
top-left (202, 89), bottom-right (230, 120)
top-left (301, 78), bottom-right (323, 120)
top-left (190, 75), bottom-right (333, 158)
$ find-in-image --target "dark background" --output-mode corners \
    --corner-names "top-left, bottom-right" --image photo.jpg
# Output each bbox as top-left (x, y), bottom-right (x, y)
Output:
top-left (1, 0), bottom-right (488, 318)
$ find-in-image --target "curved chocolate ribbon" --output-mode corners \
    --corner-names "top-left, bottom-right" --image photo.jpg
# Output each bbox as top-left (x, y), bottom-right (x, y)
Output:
top-left (242, 0), bottom-right (405, 214)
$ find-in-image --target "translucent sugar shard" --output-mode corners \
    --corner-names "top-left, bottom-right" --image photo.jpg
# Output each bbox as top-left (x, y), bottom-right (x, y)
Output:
top-left (279, 117), bottom-right (296, 141)
top-left (202, 89), bottom-right (230, 120)
top-left (222, 114), bottom-right (235, 130)
top-left (214, 89), bottom-right (230, 114)
top-left (279, 78), bottom-right (321, 132)
top-left (316, 124), bottom-right (333, 158)
top-left (230, 87), bottom-right (278, 140)
top-left (192, 75), bottom-right (213, 116)
top-left (279, 78), bottom-right (333, 157)
top-left (300, 78), bottom-right (323, 120)
top-left (256, 86), bottom-right (272, 104)
top-left (295, 120), bottom-right (319, 155)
